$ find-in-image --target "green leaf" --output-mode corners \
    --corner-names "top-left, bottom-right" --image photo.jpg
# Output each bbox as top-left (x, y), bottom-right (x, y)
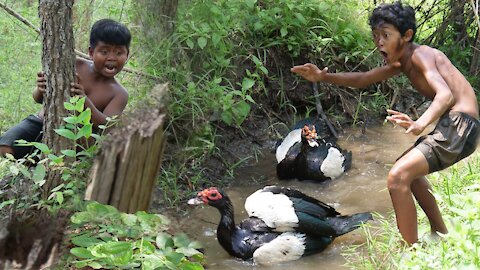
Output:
top-left (76, 124), bottom-right (92, 139)
top-left (70, 247), bottom-right (95, 259)
top-left (220, 110), bottom-right (233, 125)
top-left (89, 241), bottom-right (133, 266)
top-left (64, 116), bottom-right (79, 124)
top-left (55, 192), bottom-right (64, 204)
top-left (77, 110), bottom-right (91, 124)
top-left (0, 199), bottom-right (15, 210)
top-left (120, 213), bottom-right (137, 226)
top-left (64, 102), bottom-right (75, 110)
top-left (232, 101), bottom-right (250, 126)
top-left (197, 37), bottom-right (207, 49)
top-left (280, 26), bottom-right (288, 37)
top-left (75, 97), bottom-right (86, 112)
top-left (31, 142), bottom-right (50, 153)
top-left (156, 233), bottom-right (174, 249)
top-left (47, 154), bottom-right (63, 164)
top-left (55, 128), bottom-right (76, 140)
top-left (241, 78), bottom-right (255, 91)
top-left (19, 167), bottom-right (31, 178)
top-left (32, 164), bottom-right (46, 184)
top-left (245, 0), bottom-right (257, 9)
top-left (61, 149), bottom-right (77, 157)
top-left (50, 183), bottom-right (64, 192)
top-left (211, 33), bottom-right (221, 46)
top-left (71, 234), bottom-right (103, 248)
top-left (173, 233), bottom-right (191, 248)
top-left (176, 247), bottom-right (202, 257)
top-left (186, 39), bottom-right (194, 49)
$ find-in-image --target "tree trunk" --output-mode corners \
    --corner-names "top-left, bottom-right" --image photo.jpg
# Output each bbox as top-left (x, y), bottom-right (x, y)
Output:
top-left (85, 84), bottom-right (168, 213)
top-left (38, 0), bottom-right (76, 196)
top-left (135, 0), bottom-right (178, 41)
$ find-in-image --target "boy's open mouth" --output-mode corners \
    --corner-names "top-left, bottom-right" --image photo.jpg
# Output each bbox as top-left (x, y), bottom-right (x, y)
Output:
top-left (105, 64), bottom-right (116, 71)
top-left (380, 51), bottom-right (388, 62)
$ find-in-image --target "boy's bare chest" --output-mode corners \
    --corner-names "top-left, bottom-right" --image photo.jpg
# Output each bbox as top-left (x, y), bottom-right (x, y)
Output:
top-left (82, 81), bottom-right (116, 111)
top-left (405, 69), bottom-right (435, 99)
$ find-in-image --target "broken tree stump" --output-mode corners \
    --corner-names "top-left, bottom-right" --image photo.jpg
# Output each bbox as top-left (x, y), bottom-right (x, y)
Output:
top-left (85, 83), bottom-right (168, 213)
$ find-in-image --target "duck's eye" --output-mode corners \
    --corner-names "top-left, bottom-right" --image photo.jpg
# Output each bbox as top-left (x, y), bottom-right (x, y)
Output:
top-left (207, 191), bottom-right (222, 201)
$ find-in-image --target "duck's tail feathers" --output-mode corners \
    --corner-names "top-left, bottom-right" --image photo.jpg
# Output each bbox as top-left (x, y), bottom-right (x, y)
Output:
top-left (326, 212), bottom-right (372, 236)
top-left (342, 150), bottom-right (352, 171)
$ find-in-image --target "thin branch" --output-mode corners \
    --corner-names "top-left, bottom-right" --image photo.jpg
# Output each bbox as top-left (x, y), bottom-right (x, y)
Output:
top-left (472, 0), bottom-right (480, 30)
top-left (0, 2), bottom-right (161, 81)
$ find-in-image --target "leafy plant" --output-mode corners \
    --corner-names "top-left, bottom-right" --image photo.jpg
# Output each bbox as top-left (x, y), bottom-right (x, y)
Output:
top-left (68, 201), bottom-right (204, 270)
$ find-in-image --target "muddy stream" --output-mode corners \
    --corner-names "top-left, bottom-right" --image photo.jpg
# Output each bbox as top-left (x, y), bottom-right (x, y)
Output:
top-left (180, 125), bottom-right (418, 269)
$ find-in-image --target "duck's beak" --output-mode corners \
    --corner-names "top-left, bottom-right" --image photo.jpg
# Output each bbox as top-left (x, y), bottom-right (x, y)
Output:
top-left (188, 197), bottom-right (204, 205)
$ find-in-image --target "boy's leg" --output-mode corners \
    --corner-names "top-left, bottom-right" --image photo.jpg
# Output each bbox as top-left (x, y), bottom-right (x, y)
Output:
top-left (411, 176), bottom-right (448, 234)
top-left (0, 145), bottom-right (14, 157)
top-left (387, 148), bottom-right (430, 245)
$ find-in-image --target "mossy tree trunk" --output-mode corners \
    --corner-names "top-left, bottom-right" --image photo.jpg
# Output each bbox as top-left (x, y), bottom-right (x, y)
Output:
top-left (38, 0), bottom-right (76, 197)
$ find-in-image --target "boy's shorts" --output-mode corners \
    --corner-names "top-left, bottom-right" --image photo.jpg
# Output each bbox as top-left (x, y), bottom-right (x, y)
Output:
top-left (413, 111), bottom-right (479, 173)
top-left (0, 115), bottom-right (43, 159)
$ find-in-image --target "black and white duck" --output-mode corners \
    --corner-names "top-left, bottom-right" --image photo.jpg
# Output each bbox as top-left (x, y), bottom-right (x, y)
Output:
top-left (188, 186), bottom-right (372, 265)
top-left (276, 122), bottom-right (352, 181)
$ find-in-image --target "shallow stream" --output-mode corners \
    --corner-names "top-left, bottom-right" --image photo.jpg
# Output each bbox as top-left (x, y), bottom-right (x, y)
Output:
top-left (180, 125), bottom-right (418, 269)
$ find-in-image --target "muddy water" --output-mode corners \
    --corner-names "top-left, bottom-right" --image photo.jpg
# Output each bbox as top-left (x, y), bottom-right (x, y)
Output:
top-left (181, 125), bottom-right (418, 269)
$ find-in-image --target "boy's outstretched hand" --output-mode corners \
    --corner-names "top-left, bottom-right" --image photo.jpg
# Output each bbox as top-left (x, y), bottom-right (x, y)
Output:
top-left (386, 109), bottom-right (425, 136)
top-left (291, 63), bottom-right (328, 82)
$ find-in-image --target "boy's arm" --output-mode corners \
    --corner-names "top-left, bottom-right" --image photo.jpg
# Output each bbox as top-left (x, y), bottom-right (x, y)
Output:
top-left (291, 63), bottom-right (401, 88)
top-left (86, 90), bottom-right (128, 126)
top-left (70, 81), bottom-right (128, 126)
top-left (409, 49), bottom-right (454, 132)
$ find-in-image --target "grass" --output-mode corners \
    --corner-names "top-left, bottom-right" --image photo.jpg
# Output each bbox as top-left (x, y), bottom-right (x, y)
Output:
top-left (344, 152), bottom-right (480, 270)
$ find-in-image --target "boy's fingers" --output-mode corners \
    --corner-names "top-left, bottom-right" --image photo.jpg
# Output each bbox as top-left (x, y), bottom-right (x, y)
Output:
top-left (386, 109), bottom-right (401, 115)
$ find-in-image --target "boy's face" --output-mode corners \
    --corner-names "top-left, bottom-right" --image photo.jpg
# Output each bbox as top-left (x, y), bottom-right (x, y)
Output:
top-left (89, 41), bottom-right (129, 78)
top-left (372, 23), bottom-right (407, 64)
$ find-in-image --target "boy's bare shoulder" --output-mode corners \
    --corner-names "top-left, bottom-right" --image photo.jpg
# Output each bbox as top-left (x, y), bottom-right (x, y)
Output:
top-left (112, 80), bottom-right (129, 99)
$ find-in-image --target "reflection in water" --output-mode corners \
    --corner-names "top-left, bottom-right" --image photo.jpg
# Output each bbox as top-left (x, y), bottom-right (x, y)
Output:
top-left (181, 125), bottom-right (417, 270)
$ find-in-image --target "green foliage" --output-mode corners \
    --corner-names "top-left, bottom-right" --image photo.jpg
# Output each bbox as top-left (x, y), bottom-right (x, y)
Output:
top-left (68, 201), bottom-right (204, 270)
top-left (344, 153), bottom-right (480, 270)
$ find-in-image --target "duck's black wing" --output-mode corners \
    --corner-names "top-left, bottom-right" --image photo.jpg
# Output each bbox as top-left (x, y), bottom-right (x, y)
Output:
top-left (276, 141), bottom-right (301, 180)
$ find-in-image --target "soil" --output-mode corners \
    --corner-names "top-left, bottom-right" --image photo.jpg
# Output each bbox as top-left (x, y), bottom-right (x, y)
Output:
top-left (0, 176), bottom-right (70, 269)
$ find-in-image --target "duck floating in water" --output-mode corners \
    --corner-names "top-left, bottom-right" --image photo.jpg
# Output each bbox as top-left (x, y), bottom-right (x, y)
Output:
top-left (188, 186), bottom-right (372, 265)
top-left (276, 120), bottom-right (352, 181)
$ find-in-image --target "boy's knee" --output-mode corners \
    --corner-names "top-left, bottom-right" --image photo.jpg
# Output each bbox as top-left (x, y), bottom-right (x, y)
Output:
top-left (387, 167), bottom-right (410, 193)
top-left (0, 145), bottom-right (14, 157)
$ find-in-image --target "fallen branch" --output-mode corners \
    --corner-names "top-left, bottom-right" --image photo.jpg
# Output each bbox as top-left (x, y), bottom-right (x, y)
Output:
top-left (0, 2), bottom-right (161, 81)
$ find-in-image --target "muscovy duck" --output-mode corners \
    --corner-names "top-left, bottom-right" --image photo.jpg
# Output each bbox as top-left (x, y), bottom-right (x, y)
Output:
top-left (276, 122), bottom-right (352, 181)
top-left (188, 186), bottom-right (372, 265)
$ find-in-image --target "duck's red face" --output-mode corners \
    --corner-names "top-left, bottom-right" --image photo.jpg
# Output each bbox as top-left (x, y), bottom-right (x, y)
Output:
top-left (198, 187), bottom-right (223, 203)
top-left (188, 187), bottom-right (224, 205)
top-left (302, 125), bottom-right (319, 147)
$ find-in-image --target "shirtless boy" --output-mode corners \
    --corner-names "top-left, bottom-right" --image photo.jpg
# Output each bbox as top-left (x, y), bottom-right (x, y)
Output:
top-left (0, 18), bottom-right (131, 159)
top-left (291, 1), bottom-right (479, 245)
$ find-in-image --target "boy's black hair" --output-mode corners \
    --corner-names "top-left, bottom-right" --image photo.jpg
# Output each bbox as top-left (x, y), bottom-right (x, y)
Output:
top-left (89, 19), bottom-right (131, 50)
top-left (369, 1), bottom-right (417, 42)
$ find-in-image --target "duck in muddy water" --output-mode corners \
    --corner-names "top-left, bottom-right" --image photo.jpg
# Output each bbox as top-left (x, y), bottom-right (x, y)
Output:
top-left (276, 118), bottom-right (352, 181)
top-left (188, 186), bottom-right (372, 265)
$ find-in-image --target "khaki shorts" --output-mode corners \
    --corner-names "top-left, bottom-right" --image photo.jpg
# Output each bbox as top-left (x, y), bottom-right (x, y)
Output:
top-left (412, 111), bottom-right (480, 173)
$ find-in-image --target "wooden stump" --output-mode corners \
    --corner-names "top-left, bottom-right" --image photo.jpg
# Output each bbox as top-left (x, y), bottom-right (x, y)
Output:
top-left (85, 84), bottom-right (168, 213)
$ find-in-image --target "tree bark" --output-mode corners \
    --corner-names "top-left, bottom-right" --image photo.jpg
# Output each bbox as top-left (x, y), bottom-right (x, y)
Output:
top-left (38, 0), bottom-right (76, 196)
top-left (135, 0), bottom-right (178, 41)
